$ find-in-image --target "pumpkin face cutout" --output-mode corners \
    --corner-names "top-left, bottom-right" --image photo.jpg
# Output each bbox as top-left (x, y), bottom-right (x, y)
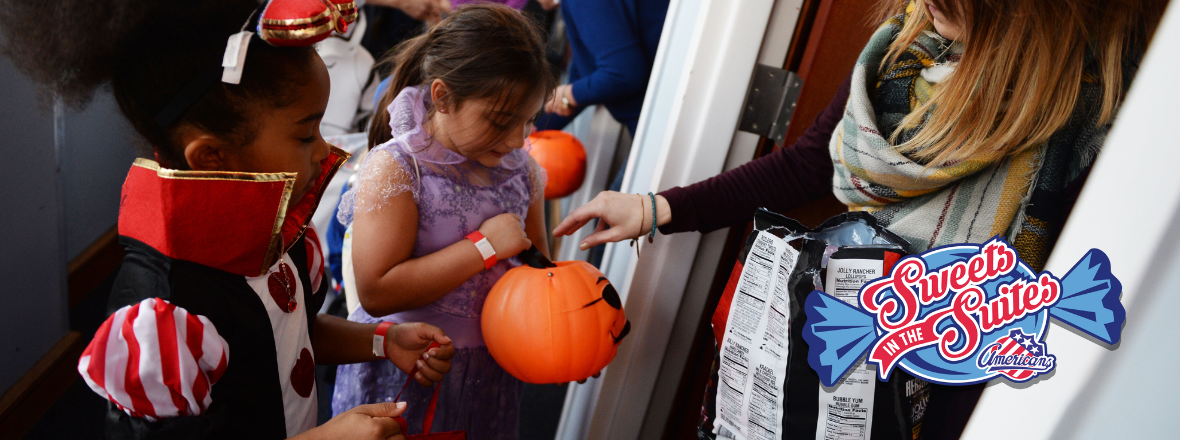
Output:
top-left (527, 130), bottom-right (586, 200)
top-left (482, 247), bottom-right (630, 384)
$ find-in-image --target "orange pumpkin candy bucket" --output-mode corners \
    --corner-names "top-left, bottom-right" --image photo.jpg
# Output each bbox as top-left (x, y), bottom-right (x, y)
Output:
top-left (482, 247), bottom-right (631, 384)
top-left (527, 130), bottom-right (587, 200)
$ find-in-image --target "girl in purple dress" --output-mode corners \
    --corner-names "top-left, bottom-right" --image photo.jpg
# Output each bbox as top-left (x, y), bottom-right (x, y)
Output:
top-left (332, 6), bottom-right (554, 439)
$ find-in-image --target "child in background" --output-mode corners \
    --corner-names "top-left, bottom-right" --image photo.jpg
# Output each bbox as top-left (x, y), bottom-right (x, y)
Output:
top-left (0, 0), bottom-right (455, 438)
top-left (333, 5), bottom-right (553, 438)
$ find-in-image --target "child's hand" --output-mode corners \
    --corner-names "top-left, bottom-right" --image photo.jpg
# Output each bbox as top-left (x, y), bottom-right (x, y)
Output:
top-left (576, 371), bottom-right (602, 384)
top-left (384, 322), bottom-right (455, 386)
top-left (536, 0), bottom-right (559, 11)
top-left (298, 401), bottom-right (406, 440)
top-left (478, 213), bottom-right (532, 260)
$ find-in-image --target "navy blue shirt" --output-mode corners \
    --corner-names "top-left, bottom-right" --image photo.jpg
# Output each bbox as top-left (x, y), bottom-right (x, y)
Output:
top-left (539, 0), bottom-right (670, 134)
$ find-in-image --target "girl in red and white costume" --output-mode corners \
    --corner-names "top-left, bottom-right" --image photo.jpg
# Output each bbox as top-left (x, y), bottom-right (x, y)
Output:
top-left (1, 0), bottom-right (455, 438)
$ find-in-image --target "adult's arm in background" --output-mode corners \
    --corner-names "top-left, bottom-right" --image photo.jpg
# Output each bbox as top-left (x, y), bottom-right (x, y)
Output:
top-left (564, 0), bottom-right (655, 107)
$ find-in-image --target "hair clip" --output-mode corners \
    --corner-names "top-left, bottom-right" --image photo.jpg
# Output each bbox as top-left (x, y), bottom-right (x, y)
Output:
top-left (155, 0), bottom-right (358, 128)
top-left (222, 9), bottom-right (260, 85)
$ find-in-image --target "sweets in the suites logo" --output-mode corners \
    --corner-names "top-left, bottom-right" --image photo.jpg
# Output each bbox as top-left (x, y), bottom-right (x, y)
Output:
top-left (802, 237), bottom-right (1124, 387)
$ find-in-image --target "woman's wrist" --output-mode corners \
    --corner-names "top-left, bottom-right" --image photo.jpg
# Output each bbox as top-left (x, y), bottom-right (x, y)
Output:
top-left (635, 193), bottom-right (671, 237)
top-left (636, 193), bottom-right (648, 237)
top-left (655, 194), bottom-right (672, 228)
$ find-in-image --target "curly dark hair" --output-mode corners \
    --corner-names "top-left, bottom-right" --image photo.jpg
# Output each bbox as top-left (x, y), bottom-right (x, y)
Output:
top-left (0, 0), bottom-right (316, 167)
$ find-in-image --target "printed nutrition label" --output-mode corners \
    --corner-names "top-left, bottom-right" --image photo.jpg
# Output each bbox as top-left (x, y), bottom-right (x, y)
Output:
top-left (823, 398), bottom-right (869, 440)
top-left (816, 256), bottom-right (884, 440)
top-left (715, 231), bottom-right (798, 440)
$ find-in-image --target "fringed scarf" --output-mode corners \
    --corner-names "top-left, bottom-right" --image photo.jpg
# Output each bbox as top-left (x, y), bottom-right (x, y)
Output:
top-left (830, 10), bottom-right (1111, 270)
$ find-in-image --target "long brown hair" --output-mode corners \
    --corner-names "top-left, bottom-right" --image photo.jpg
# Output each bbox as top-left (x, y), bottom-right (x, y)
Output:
top-left (367, 4), bottom-right (555, 149)
top-left (877, 0), bottom-right (1167, 166)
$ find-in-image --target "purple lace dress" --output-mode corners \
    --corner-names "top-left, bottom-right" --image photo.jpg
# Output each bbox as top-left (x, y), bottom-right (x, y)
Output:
top-left (332, 86), bottom-right (544, 439)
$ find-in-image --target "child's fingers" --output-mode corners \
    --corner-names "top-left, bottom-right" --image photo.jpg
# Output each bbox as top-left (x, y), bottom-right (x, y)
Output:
top-left (408, 323), bottom-right (447, 348)
top-left (425, 343), bottom-right (456, 361)
top-left (414, 371), bottom-right (435, 387)
top-left (416, 360), bottom-right (446, 383)
top-left (422, 353), bottom-right (452, 374)
top-left (355, 401), bottom-right (407, 418)
top-left (576, 370), bottom-right (603, 384)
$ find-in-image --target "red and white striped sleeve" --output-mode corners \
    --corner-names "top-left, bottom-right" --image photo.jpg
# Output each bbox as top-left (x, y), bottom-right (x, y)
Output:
top-left (304, 226), bottom-right (324, 293)
top-left (77, 298), bottom-right (230, 421)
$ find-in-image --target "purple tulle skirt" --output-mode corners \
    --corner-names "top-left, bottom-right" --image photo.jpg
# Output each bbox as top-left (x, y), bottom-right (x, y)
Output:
top-left (332, 347), bottom-right (522, 439)
top-left (332, 307), bottom-right (523, 439)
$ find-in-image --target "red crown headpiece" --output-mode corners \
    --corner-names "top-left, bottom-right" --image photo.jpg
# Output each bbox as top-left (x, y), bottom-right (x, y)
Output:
top-left (258, 0), bottom-right (358, 46)
top-left (154, 0), bottom-right (359, 128)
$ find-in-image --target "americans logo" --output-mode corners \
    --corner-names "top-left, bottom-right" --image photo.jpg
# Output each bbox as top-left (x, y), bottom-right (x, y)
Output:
top-left (802, 237), bottom-right (1123, 386)
top-left (975, 328), bottom-right (1055, 381)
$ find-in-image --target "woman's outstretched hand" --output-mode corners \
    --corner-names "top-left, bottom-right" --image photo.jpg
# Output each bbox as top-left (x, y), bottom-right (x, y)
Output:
top-left (552, 191), bottom-right (671, 250)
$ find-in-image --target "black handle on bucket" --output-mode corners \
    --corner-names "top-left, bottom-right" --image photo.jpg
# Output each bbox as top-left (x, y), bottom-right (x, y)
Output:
top-left (518, 245), bottom-right (557, 269)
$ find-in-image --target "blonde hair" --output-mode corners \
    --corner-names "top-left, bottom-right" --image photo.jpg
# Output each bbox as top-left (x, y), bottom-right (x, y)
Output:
top-left (878, 0), bottom-right (1167, 166)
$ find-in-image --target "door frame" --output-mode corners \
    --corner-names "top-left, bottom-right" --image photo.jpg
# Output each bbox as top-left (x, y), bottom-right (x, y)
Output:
top-left (553, 0), bottom-right (805, 438)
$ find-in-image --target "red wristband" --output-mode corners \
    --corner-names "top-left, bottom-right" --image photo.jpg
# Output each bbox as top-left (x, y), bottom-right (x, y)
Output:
top-left (466, 231), bottom-right (497, 270)
top-left (373, 322), bottom-right (395, 359)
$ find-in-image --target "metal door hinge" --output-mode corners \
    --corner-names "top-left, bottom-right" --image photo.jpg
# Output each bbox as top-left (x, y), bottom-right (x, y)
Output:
top-left (737, 64), bottom-right (803, 145)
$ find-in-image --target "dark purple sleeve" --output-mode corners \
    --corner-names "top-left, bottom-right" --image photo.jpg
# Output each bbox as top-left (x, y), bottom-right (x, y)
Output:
top-left (658, 74), bottom-right (851, 234)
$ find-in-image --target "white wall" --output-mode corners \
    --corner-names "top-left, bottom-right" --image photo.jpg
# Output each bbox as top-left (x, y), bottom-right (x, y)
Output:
top-left (0, 38), bottom-right (69, 392)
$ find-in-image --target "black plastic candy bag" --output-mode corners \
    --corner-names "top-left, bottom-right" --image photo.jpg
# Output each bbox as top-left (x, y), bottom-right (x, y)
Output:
top-left (699, 209), bottom-right (929, 440)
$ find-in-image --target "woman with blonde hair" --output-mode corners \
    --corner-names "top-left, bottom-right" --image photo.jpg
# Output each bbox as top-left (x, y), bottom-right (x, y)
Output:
top-left (554, 0), bottom-right (1168, 435)
top-left (556, 0), bottom-right (1167, 268)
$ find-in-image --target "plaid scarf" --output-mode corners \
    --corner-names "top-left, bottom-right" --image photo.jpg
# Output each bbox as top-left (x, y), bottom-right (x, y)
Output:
top-left (830, 11), bottom-right (1110, 270)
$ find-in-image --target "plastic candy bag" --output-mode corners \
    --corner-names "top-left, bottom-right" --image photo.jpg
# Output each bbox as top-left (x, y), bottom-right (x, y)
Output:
top-left (699, 209), bottom-right (929, 440)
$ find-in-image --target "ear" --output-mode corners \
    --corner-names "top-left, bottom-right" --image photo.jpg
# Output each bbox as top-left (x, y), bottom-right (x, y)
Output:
top-left (429, 78), bottom-right (451, 112)
top-left (181, 133), bottom-right (230, 171)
